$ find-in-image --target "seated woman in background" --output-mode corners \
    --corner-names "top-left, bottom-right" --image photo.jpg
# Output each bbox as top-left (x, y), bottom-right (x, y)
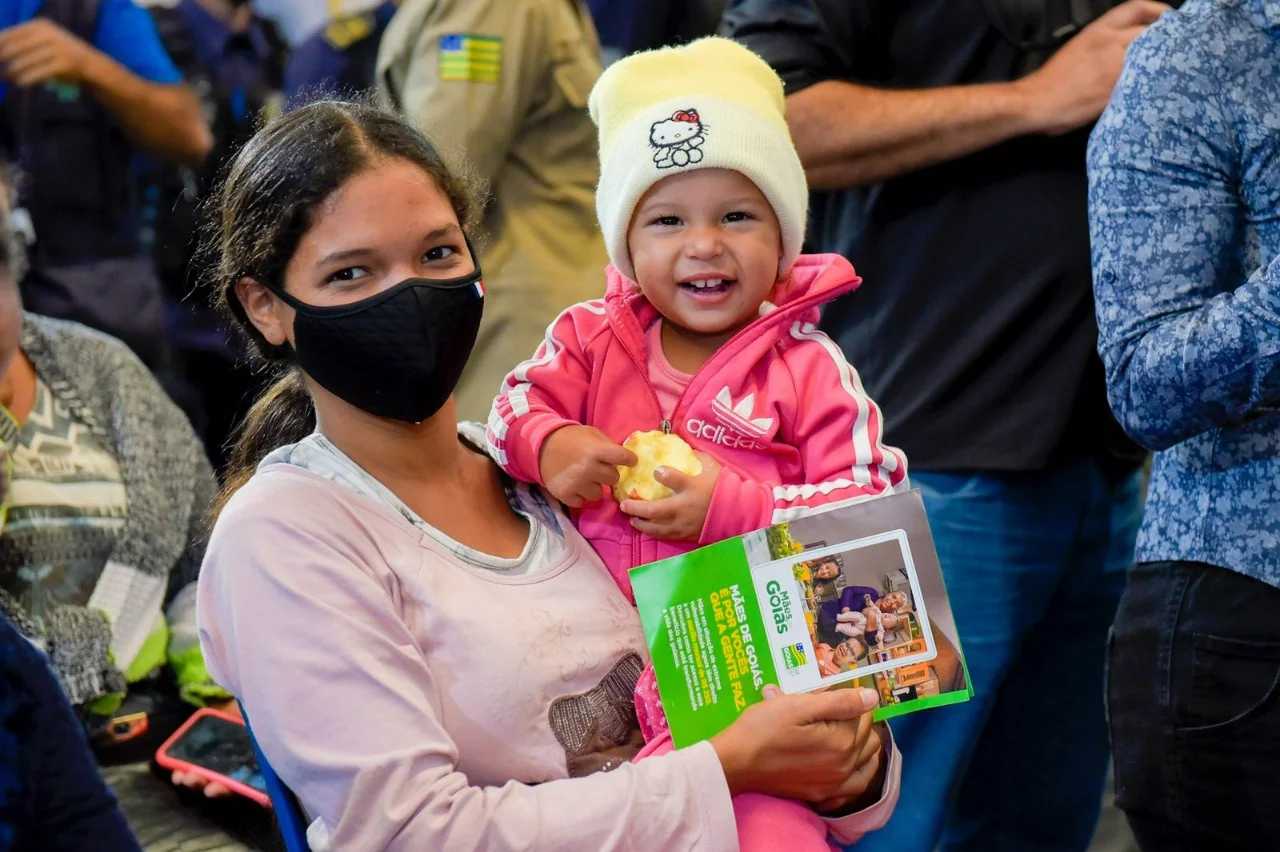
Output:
top-left (194, 100), bottom-right (899, 850)
top-left (0, 171), bottom-right (249, 841)
top-left (0, 170), bottom-right (225, 721)
top-left (0, 195), bottom-right (142, 852)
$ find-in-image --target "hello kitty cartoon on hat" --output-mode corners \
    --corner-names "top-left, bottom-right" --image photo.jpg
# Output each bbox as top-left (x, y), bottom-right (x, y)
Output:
top-left (649, 108), bottom-right (707, 169)
top-left (587, 37), bottom-right (809, 281)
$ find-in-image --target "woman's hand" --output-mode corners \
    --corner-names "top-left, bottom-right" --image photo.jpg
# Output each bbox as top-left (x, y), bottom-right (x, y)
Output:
top-left (170, 768), bottom-right (232, 799)
top-left (814, 719), bottom-right (890, 815)
top-left (710, 685), bottom-right (884, 805)
top-left (539, 425), bottom-right (636, 507)
top-left (619, 453), bottom-right (721, 541)
top-left (170, 699), bottom-right (242, 799)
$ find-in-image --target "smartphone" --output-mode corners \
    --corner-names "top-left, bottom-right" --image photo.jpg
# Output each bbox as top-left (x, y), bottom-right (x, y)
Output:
top-left (98, 710), bottom-right (150, 746)
top-left (155, 708), bottom-right (271, 808)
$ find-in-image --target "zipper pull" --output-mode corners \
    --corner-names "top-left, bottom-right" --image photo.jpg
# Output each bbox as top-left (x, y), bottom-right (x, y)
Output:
top-left (660, 419), bottom-right (672, 434)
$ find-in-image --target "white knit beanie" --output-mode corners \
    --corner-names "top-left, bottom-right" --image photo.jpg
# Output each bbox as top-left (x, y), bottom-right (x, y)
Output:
top-left (587, 37), bottom-right (809, 281)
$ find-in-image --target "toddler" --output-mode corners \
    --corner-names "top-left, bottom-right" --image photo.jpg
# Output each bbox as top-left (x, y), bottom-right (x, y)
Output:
top-left (488, 37), bottom-right (909, 849)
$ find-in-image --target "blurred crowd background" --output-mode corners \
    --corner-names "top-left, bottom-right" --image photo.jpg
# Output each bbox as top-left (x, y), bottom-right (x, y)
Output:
top-left (5, 0), bottom-right (1276, 851)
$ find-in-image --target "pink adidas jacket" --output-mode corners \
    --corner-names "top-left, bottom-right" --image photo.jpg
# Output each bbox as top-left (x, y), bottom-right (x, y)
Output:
top-left (487, 254), bottom-right (909, 600)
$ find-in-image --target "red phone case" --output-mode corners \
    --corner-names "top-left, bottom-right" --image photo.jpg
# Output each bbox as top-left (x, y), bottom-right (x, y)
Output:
top-left (155, 707), bottom-right (272, 808)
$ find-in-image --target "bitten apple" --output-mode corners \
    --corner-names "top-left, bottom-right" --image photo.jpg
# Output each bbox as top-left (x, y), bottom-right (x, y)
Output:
top-left (613, 430), bottom-right (703, 502)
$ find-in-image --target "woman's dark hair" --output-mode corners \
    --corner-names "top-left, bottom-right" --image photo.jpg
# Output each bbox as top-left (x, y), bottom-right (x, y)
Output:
top-left (207, 100), bottom-right (482, 515)
top-left (811, 554), bottom-right (843, 574)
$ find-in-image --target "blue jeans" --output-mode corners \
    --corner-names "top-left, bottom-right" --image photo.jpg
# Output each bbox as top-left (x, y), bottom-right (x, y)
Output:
top-left (852, 456), bottom-right (1143, 852)
top-left (1108, 561), bottom-right (1280, 850)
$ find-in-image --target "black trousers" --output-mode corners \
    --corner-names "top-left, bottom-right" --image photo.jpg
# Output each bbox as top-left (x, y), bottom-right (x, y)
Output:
top-left (1108, 560), bottom-right (1280, 850)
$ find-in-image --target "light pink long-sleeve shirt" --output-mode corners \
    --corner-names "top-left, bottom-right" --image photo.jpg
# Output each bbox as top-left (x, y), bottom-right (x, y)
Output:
top-left (196, 436), bottom-right (898, 850)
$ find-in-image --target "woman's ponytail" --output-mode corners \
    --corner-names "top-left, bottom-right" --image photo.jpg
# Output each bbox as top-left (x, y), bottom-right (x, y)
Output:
top-left (212, 371), bottom-right (315, 520)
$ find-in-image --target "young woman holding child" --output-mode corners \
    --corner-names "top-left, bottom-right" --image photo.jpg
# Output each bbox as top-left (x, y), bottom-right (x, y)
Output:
top-left (193, 88), bottom-right (899, 849)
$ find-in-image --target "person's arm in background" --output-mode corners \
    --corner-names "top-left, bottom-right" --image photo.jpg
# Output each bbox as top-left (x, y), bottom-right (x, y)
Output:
top-left (77, 324), bottom-right (231, 710)
top-left (378, 0), bottom-right (550, 184)
top-left (164, 450), bottom-right (238, 796)
top-left (1088, 19), bottom-right (1280, 451)
top-left (0, 0), bottom-right (211, 165)
top-left (164, 451), bottom-right (233, 710)
top-left (839, 586), bottom-right (868, 612)
top-left (722, 0), bottom-right (1167, 190)
top-left (0, 616), bottom-right (142, 852)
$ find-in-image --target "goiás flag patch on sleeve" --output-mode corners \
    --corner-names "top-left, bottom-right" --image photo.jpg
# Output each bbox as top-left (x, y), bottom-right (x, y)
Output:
top-left (438, 34), bottom-right (502, 83)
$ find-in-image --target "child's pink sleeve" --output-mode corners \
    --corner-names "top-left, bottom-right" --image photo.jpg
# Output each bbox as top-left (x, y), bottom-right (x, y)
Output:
top-left (769, 324), bottom-right (909, 519)
top-left (486, 301), bottom-right (606, 485)
top-left (699, 470), bottom-right (774, 545)
top-left (699, 323), bottom-right (909, 543)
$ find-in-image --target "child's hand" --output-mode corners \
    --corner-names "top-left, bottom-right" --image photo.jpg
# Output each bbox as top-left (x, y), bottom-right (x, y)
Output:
top-left (619, 453), bottom-right (722, 541)
top-left (540, 425), bottom-right (637, 508)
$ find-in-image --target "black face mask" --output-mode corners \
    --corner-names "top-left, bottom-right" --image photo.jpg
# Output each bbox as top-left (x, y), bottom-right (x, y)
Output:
top-left (267, 261), bottom-right (485, 424)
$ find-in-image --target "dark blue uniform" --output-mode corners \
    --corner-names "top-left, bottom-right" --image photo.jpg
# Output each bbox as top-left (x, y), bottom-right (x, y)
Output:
top-left (585, 0), bottom-right (724, 63)
top-left (0, 616), bottom-right (142, 852)
top-left (283, 2), bottom-right (395, 109)
top-left (141, 0), bottom-right (281, 471)
top-left (0, 0), bottom-right (184, 368)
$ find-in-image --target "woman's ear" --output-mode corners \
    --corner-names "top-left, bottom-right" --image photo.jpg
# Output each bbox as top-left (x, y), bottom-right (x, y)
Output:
top-left (234, 277), bottom-right (291, 348)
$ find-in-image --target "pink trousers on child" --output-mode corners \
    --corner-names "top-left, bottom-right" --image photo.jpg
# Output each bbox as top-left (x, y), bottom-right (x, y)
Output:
top-left (634, 663), bottom-right (836, 852)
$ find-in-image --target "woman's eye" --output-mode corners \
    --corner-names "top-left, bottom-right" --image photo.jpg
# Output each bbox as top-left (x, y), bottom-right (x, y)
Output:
top-left (327, 266), bottom-right (369, 283)
top-left (424, 245), bottom-right (458, 262)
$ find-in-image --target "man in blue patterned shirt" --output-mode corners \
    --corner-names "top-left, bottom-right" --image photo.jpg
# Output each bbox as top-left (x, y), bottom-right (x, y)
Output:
top-left (1088, 0), bottom-right (1280, 847)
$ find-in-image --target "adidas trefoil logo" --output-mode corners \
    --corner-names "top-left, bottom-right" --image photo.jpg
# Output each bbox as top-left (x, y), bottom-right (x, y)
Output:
top-left (684, 387), bottom-right (776, 451)
top-left (711, 387), bottom-right (775, 438)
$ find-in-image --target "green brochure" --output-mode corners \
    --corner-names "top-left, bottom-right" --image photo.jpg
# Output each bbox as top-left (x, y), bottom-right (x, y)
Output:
top-left (631, 489), bottom-right (974, 749)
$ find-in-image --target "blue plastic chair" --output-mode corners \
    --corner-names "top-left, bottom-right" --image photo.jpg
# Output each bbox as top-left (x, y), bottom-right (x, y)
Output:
top-left (239, 702), bottom-right (310, 852)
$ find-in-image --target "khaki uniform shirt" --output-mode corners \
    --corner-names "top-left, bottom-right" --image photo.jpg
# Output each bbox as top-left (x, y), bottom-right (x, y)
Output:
top-left (378, 0), bottom-right (609, 421)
